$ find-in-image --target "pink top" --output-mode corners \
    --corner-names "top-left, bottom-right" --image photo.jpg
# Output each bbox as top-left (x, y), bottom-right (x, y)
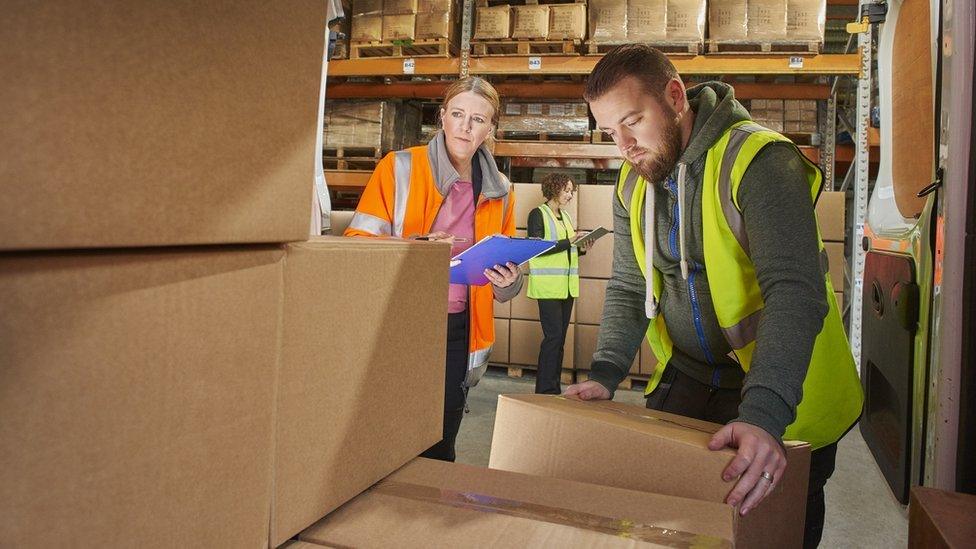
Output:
top-left (430, 181), bottom-right (476, 313)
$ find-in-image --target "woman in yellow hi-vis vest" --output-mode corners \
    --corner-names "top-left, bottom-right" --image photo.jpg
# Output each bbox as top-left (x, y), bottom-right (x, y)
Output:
top-left (526, 174), bottom-right (589, 394)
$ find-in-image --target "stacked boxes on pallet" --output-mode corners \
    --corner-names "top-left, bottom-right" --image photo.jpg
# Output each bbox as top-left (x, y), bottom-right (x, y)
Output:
top-left (351, 0), bottom-right (384, 41)
top-left (816, 191), bottom-right (848, 310)
top-left (497, 100), bottom-right (590, 140)
top-left (708, 0), bottom-right (825, 51)
top-left (750, 99), bottom-right (818, 134)
top-left (474, 4), bottom-right (512, 40)
top-left (416, 0), bottom-right (456, 39)
top-left (382, 0), bottom-right (418, 41)
top-left (323, 100), bottom-right (423, 154)
top-left (590, 0), bottom-right (706, 51)
top-left (351, 0), bottom-right (457, 45)
top-left (2, 4), bottom-right (449, 547)
top-left (475, 1), bottom-right (585, 43)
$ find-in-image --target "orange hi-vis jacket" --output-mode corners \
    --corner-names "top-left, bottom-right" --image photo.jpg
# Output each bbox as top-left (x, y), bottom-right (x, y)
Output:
top-left (344, 132), bottom-right (517, 385)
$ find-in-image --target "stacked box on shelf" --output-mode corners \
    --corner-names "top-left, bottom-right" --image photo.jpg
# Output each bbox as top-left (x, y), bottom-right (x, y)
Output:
top-left (589, 0), bottom-right (705, 53)
top-left (588, 0), bottom-right (627, 44)
top-left (351, 0), bottom-right (384, 41)
top-left (664, 0), bottom-right (707, 50)
top-left (816, 191), bottom-right (848, 309)
top-left (415, 0), bottom-right (457, 40)
top-left (749, 99), bottom-right (817, 135)
top-left (513, 4), bottom-right (550, 39)
top-left (707, 0), bottom-right (825, 52)
top-left (497, 101), bottom-right (590, 140)
top-left (548, 3), bottom-right (587, 40)
top-left (323, 100), bottom-right (423, 155)
top-left (473, 4), bottom-right (512, 40)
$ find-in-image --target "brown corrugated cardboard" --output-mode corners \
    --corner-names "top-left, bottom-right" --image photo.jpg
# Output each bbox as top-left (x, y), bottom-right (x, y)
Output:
top-left (578, 184), bottom-right (615, 231)
top-left (576, 277), bottom-right (608, 325)
top-left (1, 2), bottom-right (322, 251)
top-left (418, 0), bottom-right (451, 12)
top-left (510, 319), bottom-right (574, 369)
top-left (667, 0), bottom-right (707, 41)
top-left (499, 101), bottom-right (590, 135)
top-left (300, 458), bottom-right (737, 547)
top-left (415, 11), bottom-right (452, 38)
top-left (708, 0), bottom-right (748, 41)
top-left (787, 0), bottom-right (826, 41)
top-left (513, 183), bottom-right (579, 231)
top-left (272, 237), bottom-right (448, 545)
top-left (323, 100), bottom-right (423, 151)
top-left (816, 191), bottom-right (846, 242)
top-left (494, 297), bottom-right (511, 318)
top-left (578, 231), bottom-right (614, 278)
top-left (748, 0), bottom-right (788, 40)
top-left (352, 14), bottom-right (384, 40)
top-left (908, 487), bottom-right (976, 548)
top-left (353, 0), bottom-right (383, 15)
top-left (834, 291), bottom-right (845, 311)
top-left (474, 5), bottom-right (511, 39)
top-left (824, 241), bottom-right (846, 290)
top-left (281, 542), bottom-right (332, 549)
top-left (576, 324), bottom-right (639, 374)
top-left (490, 395), bottom-right (812, 548)
top-left (548, 4), bottom-right (587, 40)
top-left (0, 247), bottom-right (284, 547)
top-left (512, 5), bottom-right (550, 39)
top-left (327, 210), bottom-right (355, 235)
top-left (382, 14), bottom-right (416, 39)
top-left (383, 0), bottom-right (417, 14)
top-left (490, 318), bottom-right (511, 364)
top-left (589, 0), bottom-right (628, 43)
top-left (627, 0), bottom-right (668, 41)
top-left (640, 338), bottom-right (659, 375)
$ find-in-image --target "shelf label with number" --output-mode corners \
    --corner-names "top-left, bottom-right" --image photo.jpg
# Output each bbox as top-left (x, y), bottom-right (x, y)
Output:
top-left (788, 56), bottom-right (804, 69)
top-left (403, 58), bottom-right (416, 74)
top-left (528, 56), bottom-right (542, 71)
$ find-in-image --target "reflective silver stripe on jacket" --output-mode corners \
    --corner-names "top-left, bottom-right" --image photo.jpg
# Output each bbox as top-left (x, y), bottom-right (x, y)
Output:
top-left (529, 267), bottom-right (579, 276)
top-left (717, 124), bottom-right (764, 255)
top-left (392, 151), bottom-right (412, 237)
top-left (620, 168), bottom-right (640, 214)
top-left (347, 211), bottom-right (392, 236)
top-left (464, 346), bottom-right (492, 388)
top-left (721, 308), bottom-right (763, 350)
top-left (542, 206), bottom-right (558, 240)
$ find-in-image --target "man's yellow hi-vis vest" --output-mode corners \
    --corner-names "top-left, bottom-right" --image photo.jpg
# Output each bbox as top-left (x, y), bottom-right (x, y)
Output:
top-left (527, 204), bottom-right (580, 299)
top-left (617, 121), bottom-right (863, 449)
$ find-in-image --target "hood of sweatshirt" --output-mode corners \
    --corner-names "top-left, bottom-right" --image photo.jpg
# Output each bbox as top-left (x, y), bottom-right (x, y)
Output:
top-left (427, 130), bottom-right (510, 199)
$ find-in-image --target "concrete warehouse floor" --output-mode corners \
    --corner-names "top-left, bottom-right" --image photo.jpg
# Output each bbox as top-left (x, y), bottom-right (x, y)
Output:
top-left (456, 370), bottom-right (909, 548)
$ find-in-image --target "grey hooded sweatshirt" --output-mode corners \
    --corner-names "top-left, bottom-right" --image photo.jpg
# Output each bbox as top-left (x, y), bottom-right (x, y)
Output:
top-left (587, 82), bottom-right (829, 440)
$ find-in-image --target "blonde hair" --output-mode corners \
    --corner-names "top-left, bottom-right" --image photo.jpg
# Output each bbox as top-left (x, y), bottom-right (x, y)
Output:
top-left (440, 77), bottom-right (501, 127)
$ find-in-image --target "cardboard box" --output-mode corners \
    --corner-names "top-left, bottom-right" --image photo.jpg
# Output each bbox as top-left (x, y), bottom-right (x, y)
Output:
top-left (578, 231), bottom-right (614, 278)
top-left (640, 338), bottom-right (659, 375)
top-left (272, 237), bottom-right (449, 545)
top-left (382, 14), bottom-right (416, 40)
top-left (628, 0), bottom-right (668, 41)
top-left (512, 5), bottom-right (550, 39)
top-left (300, 458), bottom-right (741, 547)
top-left (490, 318), bottom-right (511, 363)
top-left (415, 11), bottom-right (452, 39)
top-left (578, 184), bottom-right (615, 231)
top-left (280, 542), bottom-right (327, 549)
top-left (489, 395), bottom-right (812, 548)
top-left (787, 0), bottom-right (826, 41)
top-left (0, 247), bottom-right (284, 547)
top-left (667, 0), bottom-right (707, 41)
top-left (1, 1), bottom-right (323, 251)
top-left (513, 183), bottom-right (579, 231)
top-left (576, 323), bottom-right (639, 374)
top-left (474, 5), bottom-right (511, 39)
top-left (908, 487), bottom-right (976, 548)
top-left (589, 0), bottom-right (628, 43)
top-left (351, 13), bottom-right (384, 40)
top-left (383, 0), bottom-right (417, 14)
top-left (834, 291), bottom-right (845, 311)
top-left (327, 210), bottom-right (355, 235)
top-left (576, 277), bottom-right (608, 325)
top-left (494, 297), bottom-right (511, 319)
top-left (748, 0), bottom-right (788, 40)
top-left (352, 0), bottom-right (383, 15)
top-left (500, 101), bottom-right (590, 135)
top-left (824, 241), bottom-right (846, 290)
top-left (708, 0), bottom-right (748, 41)
top-left (816, 191), bottom-right (846, 242)
top-left (510, 319), bottom-right (575, 369)
top-left (324, 100), bottom-right (423, 151)
top-left (418, 0), bottom-right (451, 12)
top-left (548, 4), bottom-right (587, 40)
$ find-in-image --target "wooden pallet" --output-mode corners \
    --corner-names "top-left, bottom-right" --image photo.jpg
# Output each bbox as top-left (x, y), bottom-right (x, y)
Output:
top-left (481, 0), bottom-right (585, 6)
top-left (576, 371), bottom-right (650, 391)
top-left (472, 39), bottom-right (581, 56)
top-left (584, 40), bottom-right (702, 56)
top-left (590, 129), bottom-right (613, 144)
top-left (350, 38), bottom-right (456, 59)
top-left (706, 40), bottom-right (822, 54)
top-left (491, 364), bottom-right (576, 385)
top-left (331, 39), bottom-right (349, 60)
top-left (497, 131), bottom-right (590, 143)
top-left (322, 146), bottom-right (382, 171)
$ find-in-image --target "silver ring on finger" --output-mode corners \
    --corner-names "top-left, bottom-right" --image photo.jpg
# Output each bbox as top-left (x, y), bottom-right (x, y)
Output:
top-left (760, 471), bottom-right (774, 483)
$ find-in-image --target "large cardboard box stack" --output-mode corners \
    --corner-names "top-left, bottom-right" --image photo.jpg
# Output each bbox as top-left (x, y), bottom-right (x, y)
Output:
top-left (323, 100), bottom-right (423, 152)
top-left (415, 0), bottom-right (456, 40)
top-left (784, 99), bottom-right (819, 133)
top-left (708, 0), bottom-right (748, 41)
top-left (298, 458), bottom-right (749, 547)
top-left (749, 99), bottom-right (786, 132)
top-left (747, 0), bottom-right (788, 41)
top-left (817, 190), bottom-right (847, 307)
top-left (2, 4), bottom-right (450, 546)
top-left (666, 0), bottom-right (707, 43)
top-left (589, 0), bottom-right (628, 43)
top-left (490, 395), bottom-right (813, 548)
top-left (474, 5), bottom-right (512, 40)
top-left (549, 3), bottom-right (587, 40)
top-left (512, 5), bottom-right (551, 39)
top-left (628, 0), bottom-right (668, 42)
top-left (381, 0), bottom-right (417, 40)
top-left (498, 101), bottom-right (590, 137)
top-left (351, 0), bottom-right (384, 41)
top-left (788, 0), bottom-right (827, 42)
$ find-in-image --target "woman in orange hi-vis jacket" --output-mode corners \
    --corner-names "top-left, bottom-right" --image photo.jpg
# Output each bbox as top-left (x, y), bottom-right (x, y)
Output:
top-left (344, 77), bottom-right (520, 462)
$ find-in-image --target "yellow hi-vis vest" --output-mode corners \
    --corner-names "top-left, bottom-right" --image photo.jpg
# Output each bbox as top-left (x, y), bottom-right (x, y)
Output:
top-left (526, 204), bottom-right (580, 299)
top-left (617, 121), bottom-right (863, 449)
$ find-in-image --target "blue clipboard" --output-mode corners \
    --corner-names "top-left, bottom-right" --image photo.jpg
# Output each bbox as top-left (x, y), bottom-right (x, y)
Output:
top-left (450, 235), bottom-right (554, 286)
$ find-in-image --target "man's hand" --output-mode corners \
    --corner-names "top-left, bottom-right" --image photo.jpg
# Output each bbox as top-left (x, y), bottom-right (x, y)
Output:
top-left (708, 422), bottom-right (787, 516)
top-left (485, 262), bottom-right (520, 288)
top-left (563, 380), bottom-right (611, 401)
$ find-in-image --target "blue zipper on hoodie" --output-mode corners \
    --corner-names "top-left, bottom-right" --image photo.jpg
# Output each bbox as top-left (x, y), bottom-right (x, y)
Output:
top-left (666, 177), bottom-right (717, 366)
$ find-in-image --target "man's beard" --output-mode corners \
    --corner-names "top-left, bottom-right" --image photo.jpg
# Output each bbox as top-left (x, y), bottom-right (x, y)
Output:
top-left (630, 111), bottom-right (683, 184)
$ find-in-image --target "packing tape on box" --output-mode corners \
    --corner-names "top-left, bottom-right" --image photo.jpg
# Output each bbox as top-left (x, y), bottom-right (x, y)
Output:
top-left (374, 481), bottom-right (732, 548)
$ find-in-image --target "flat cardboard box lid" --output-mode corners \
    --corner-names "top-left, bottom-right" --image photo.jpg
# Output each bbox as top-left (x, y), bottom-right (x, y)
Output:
top-left (300, 458), bottom-right (737, 547)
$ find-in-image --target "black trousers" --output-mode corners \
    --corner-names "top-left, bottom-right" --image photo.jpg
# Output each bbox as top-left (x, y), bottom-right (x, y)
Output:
top-left (536, 297), bottom-right (574, 394)
top-left (420, 311), bottom-right (469, 462)
top-left (646, 366), bottom-right (838, 549)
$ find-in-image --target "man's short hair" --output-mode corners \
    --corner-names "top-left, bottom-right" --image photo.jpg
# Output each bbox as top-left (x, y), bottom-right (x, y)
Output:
top-left (583, 44), bottom-right (679, 103)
